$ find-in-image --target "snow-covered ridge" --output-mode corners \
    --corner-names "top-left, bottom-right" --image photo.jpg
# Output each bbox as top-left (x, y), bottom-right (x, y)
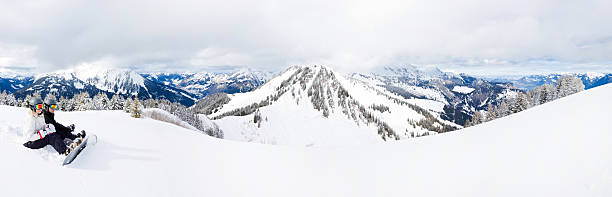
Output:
top-left (77, 68), bottom-right (146, 95)
top-left (141, 69), bottom-right (271, 99)
top-left (374, 65), bottom-right (446, 79)
top-left (349, 65), bottom-right (521, 127)
top-left (209, 65), bottom-right (459, 146)
top-left (15, 68), bottom-right (198, 106)
top-left (32, 68), bottom-right (146, 95)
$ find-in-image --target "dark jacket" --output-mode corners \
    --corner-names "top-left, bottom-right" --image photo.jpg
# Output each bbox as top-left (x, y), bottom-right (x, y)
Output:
top-left (43, 110), bottom-right (77, 140)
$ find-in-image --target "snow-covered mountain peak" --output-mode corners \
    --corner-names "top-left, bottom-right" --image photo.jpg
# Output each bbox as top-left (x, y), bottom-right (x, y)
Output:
top-left (72, 68), bottom-right (146, 95)
top-left (208, 65), bottom-right (458, 146)
top-left (34, 70), bottom-right (78, 82)
top-left (0, 70), bottom-right (31, 79)
top-left (374, 65), bottom-right (446, 79)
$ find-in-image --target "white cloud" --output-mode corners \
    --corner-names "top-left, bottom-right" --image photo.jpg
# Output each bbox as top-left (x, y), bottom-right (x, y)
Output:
top-left (0, 0), bottom-right (610, 75)
top-left (189, 48), bottom-right (253, 68)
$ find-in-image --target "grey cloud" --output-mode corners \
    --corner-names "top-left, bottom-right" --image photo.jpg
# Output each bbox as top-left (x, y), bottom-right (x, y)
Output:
top-left (0, 0), bottom-right (611, 75)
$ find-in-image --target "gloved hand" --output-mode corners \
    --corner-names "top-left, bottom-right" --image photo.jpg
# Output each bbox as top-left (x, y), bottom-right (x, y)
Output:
top-left (23, 141), bottom-right (33, 148)
top-left (68, 124), bottom-right (75, 131)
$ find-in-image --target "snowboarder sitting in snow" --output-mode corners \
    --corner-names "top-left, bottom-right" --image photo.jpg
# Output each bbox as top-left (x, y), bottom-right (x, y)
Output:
top-left (22, 97), bottom-right (85, 155)
top-left (42, 97), bottom-right (86, 145)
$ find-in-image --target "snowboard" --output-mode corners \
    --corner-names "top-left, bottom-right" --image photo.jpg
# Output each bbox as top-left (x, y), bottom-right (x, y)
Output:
top-left (62, 134), bottom-right (97, 166)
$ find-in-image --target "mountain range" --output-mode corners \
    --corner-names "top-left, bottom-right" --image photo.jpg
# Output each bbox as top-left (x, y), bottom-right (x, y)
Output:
top-left (489, 72), bottom-right (612, 90)
top-left (2, 68), bottom-right (272, 107)
top-left (0, 66), bottom-right (609, 130)
top-left (141, 69), bottom-right (271, 99)
top-left (350, 66), bottom-right (522, 126)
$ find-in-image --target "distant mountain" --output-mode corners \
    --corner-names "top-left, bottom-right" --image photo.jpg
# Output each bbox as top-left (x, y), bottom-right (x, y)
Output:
top-left (0, 75), bottom-right (34, 94)
top-left (142, 69), bottom-right (271, 99)
top-left (13, 69), bottom-right (198, 106)
top-left (493, 72), bottom-right (612, 90)
top-left (350, 65), bottom-right (521, 126)
top-left (206, 65), bottom-right (460, 146)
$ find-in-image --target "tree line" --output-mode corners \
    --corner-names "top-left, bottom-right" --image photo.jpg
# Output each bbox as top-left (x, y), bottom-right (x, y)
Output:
top-left (0, 91), bottom-right (223, 139)
top-left (465, 75), bottom-right (585, 127)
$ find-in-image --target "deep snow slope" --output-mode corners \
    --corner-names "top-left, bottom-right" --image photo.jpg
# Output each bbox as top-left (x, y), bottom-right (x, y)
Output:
top-left (0, 84), bottom-right (610, 197)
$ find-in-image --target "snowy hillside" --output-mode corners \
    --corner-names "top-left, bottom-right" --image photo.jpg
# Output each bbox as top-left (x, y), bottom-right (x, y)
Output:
top-left (208, 65), bottom-right (459, 146)
top-left (0, 83), bottom-right (610, 197)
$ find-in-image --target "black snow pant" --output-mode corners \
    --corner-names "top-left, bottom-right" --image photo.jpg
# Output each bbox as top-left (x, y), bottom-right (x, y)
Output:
top-left (23, 132), bottom-right (68, 155)
top-left (55, 126), bottom-right (78, 141)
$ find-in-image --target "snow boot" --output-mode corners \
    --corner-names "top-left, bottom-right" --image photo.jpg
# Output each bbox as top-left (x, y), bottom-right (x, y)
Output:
top-left (76, 130), bottom-right (86, 138)
top-left (64, 144), bottom-right (74, 156)
top-left (66, 138), bottom-right (83, 155)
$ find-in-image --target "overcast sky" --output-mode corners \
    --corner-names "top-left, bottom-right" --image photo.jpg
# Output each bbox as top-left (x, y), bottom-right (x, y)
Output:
top-left (1, 0), bottom-right (611, 76)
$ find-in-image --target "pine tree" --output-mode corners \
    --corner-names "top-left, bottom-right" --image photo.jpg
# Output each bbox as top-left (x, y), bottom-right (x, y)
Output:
top-left (556, 75), bottom-right (585, 98)
top-left (73, 92), bottom-right (92, 111)
top-left (464, 119), bottom-right (472, 128)
top-left (512, 92), bottom-right (529, 113)
top-left (486, 103), bottom-right (495, 122)
top-left (124, 97), bottom-right (133, 112)
top-left (109, 94), bottom-right (123, 110)
top-left (471, 111), bottom-right (483, 125)
top-left (540, 83), bottom-right (556, 104)
top-left (5, 93), bottom-right (16, 106)
top-left (496, 100), bottom-right (510, 117)
top-left (0, 90), bottom-right (6, 105)
top-left (92, 93), bottom-right (109, 110)
top-left (22, 94), bottom-right (32, 108)
top-left (59, 96), bottom-right (73, 111)
top-left (130, 97), bottom-right (142, 118)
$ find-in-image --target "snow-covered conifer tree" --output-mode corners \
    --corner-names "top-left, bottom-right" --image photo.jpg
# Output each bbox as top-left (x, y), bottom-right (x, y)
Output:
top-left (486, 103), bottom-right (495, 122)
top-left (92, 93), bottom-right (109, 110)
top-left (496, 100), bottom-right (510, 117)
top-left (471, 111), bottom-right (484, 125)
top-left (556, 75), bottom-right (585, 98)
top-left (59, 96), bottom-right (73, 111)
top-left (124, 97), bottom-right (133, 112)
top-left (110, 94), bottom-right (125, 110)
top-left (512, 92), bottom-right (529, 113)
top-left (73, 92), bottom-right (92, 111)
top-left (130, 97), bottom-right (142, 118)
top-left (5, 93), bottom-right (16, 106)
top-left (22, 94), bottom-right (32, 108)
top-left (0, 90), bottom-right (6, 105)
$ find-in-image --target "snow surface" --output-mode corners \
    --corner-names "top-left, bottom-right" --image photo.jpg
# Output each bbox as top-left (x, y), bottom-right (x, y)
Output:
top-left (0, 84), bottom-right (611, 197)
top-left (452, 85), bottom-right (475, 94)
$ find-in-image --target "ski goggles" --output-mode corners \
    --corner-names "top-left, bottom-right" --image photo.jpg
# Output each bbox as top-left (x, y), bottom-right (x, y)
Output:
top-left (33, 104), bottom-right (44, 110)
top-left (47, 104), bottom-right (57, 109)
